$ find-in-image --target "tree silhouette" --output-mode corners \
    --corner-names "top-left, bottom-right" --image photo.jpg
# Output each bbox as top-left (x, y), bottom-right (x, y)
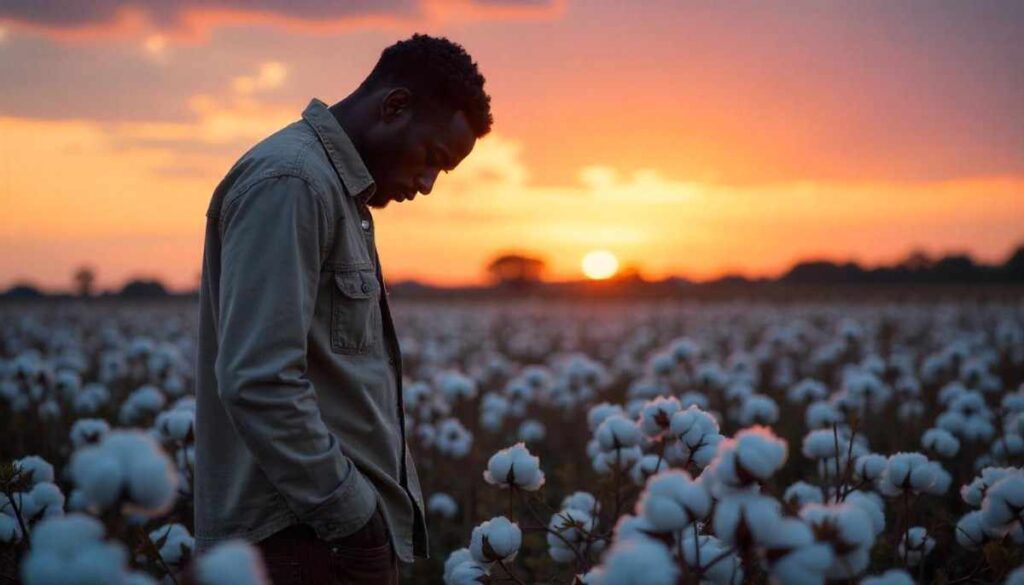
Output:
top-left (486, 254), bottom-right (546, 288)
top-left (119, 278), bottom-right (169, 298)
top-left (73, 266), bottom-right (96, 297)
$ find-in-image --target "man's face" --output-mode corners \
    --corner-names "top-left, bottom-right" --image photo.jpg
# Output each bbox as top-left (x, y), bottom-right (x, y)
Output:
top-left (365, 105), bottom-right (476, 209)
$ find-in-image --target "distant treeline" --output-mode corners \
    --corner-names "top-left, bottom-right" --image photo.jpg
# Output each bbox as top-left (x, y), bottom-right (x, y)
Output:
top-left (778, 246), bottom-right (1024, 285)
top-left (3, 244), bottom-right (1023, 301)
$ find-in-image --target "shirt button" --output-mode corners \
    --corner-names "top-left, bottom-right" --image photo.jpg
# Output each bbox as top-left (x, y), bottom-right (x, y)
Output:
top-left (361, 283), bottom-right (370, 293)
top-left (360, 219), bottom-right (370, 230)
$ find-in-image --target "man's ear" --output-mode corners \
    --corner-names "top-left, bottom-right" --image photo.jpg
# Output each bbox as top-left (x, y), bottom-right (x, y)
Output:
top-left (380, 88), bottom-right (413, 123)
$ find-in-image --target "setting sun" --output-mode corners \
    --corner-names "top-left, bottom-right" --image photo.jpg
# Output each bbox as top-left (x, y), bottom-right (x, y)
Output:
top-left (581, 250), bottom-right (620, 280)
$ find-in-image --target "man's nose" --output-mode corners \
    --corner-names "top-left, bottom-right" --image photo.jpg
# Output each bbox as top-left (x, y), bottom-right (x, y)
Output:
top-left (415, 169), bottom-right (440, 195)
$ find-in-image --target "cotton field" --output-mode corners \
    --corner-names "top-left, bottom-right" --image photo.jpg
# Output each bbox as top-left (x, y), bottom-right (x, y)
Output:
top-left (1, 298), bottom-right (1023, 585)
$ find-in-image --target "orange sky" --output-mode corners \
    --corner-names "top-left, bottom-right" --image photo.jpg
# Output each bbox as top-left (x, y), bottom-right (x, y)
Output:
top-left (1, 1), bottom-right (1022, 291)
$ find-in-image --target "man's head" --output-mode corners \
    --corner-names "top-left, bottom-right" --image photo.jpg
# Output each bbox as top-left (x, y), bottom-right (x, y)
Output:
top-left (334, 34), bottom-right (493, 208)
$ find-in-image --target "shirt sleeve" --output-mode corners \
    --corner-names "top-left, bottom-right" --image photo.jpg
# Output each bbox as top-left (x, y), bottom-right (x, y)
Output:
top-left (214, 174), bottom-right (378, 541)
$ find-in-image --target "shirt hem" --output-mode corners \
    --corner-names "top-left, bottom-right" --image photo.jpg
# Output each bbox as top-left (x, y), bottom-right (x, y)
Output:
top-left (195, 511), bottom-right (298, 554)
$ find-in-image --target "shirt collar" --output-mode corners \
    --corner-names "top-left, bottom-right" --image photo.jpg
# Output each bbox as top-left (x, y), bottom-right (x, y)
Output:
top-left (301, 98), bottom-right (376, 202)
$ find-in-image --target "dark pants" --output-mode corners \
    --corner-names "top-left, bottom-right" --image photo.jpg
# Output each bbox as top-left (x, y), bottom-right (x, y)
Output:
top-left (256, 519), bottom-right (399, 585)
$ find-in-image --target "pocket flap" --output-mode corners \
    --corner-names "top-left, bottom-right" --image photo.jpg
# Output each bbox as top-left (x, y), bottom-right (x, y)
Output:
top-left (334, 269), bottom-right (379, 299)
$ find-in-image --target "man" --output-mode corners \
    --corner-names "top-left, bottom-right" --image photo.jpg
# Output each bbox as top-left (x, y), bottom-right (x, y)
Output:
top-left (193, 34), bottom-right (492, 584)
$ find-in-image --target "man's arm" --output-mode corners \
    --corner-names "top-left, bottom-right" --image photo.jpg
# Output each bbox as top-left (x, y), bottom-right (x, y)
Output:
top-left (214, 174), bottom-right (377, 541)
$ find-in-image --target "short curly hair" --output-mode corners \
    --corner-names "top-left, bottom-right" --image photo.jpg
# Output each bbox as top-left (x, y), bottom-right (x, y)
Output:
top-left (360, 34), bottom-right (493, 138)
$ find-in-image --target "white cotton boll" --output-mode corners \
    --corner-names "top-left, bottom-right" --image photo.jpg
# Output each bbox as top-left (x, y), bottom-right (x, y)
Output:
top-left (436, 418), bottom-right (473, 459)
top-left (74, 384), bottom-right (110, 414)
top-left (799, 504), bottom-right (874, 579)
top-left (936, 410), bottom-right (966, 436)
top-left (446, 561), bottom-right (489, 585)
top-left (955, 510), bottom-right (987, 549)
top-left (680, 535), bottom-right (743, 585)
top-left (593, 446), bottom-right (643, 475)
top-left (980, 475), bottom-right (1024, 535)
top-left (63, 540), bottom-right (128, 585)
top-left (898, 527), bottom-right (935, 567)
top-left (21, 514), bottom-right (129, 585)
top-left (844, 491), bottom-right (886, 535)
top-left (802, 429), bottom-right (841, 460)
top-left (639, 396), bottom-right (682, 436)
top-left (922, 428), bottom-right (960, 458)
top-left (547, 509), bottom-right (595, 563)
top-left (629, 454), bottom-right (666, 486)
top-left (480, 410), bottom-right (503, 432)
top-left (428, 493), bottom-right (459, 519)
top-left (737, 395), bottom-right (779, 426)
top-left (195, 540), bottom-right (269, 585)
top-left (961, 467), bottom-right (1021, 507)
top-left (596, 415), bottom-right (643, 451)
top-left (860, 569), bottom-right (915, 585)
top-left (436, 371), bottom-right (477, 402)
top-left (562, 492), bottom-right (600, 515)
top-left (637, 470), bottom-right (711, 532)
top-left (71, 450), bottom-right (124, 510)
top-left (806, 401), bottom-right (843, 429)
top-left (517, 419), bottom-right (546, 443)
top-left (962, 416), bottom-right (995, 443)
top-left (679, 392), bottom-right (711, 410)
top-left (126, 452), bottom-right (179, 516)
top-left (733, 426), bottom-right (788, 481)
top-left (483, 443), bottom-right (545, 491)
top-left (149, 523), bottom-right (194, 565)
top-left (878, 452), bottom-right (936, 496)
top-left (70, 419), bottom-right (111, 448)
top-left (119, 385), bottom-right (166, 425)
top-left (0, 514), bottom-right (22, 543)
top-left (769, 543), bottom-right (833, 585)
top-left (713, 493), bottom-right (782, 546)
top-left (992, 434), bottom-right (1024, 460)
top-left (595, 539), bottom-right (679, 585)
top-left (783, 482), bottom-right (823, 507)
top-left (854, 454), bottom-right (887, 482)
top-left (669, 406), bottom-right (722, 460)
top-left (758, 518), bottom-right (832, 585)
top-left (470, 516), bottom-right (522, 563)
top-left (155, 408), bottom-right (194, 442)
top-left (788, 379), bottom-right (829, 404)
top-left (27, 482), bottom-right (64, 519)
top-left (15, 455), bottom-right (54, 485)
top-left (612, 514), bottom-right (655, 543)
top-left (444, 548), bottom-right (475, 583)
top-left (70, 430), bottom-right (178, 515)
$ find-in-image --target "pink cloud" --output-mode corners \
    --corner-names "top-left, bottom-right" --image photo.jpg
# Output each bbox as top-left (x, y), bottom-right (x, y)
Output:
top-left (0, 0), bottom-right (564, 42)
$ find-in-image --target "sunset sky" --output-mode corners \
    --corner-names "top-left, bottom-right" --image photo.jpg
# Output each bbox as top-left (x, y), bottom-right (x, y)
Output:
top-left (1, 0), bottom-right (1022, 291)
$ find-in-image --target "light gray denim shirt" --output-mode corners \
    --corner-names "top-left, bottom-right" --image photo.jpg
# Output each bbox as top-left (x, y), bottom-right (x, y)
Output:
top-left (194, 98), bottom-right (427, 563)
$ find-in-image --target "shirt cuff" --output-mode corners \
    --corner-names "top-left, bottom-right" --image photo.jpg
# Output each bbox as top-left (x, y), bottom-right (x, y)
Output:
top-left (302, 464), bottom-right (379, 542)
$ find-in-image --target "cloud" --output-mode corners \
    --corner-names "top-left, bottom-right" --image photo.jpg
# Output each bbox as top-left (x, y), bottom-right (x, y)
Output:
top-left (0, 0), bottom-right (563, 42)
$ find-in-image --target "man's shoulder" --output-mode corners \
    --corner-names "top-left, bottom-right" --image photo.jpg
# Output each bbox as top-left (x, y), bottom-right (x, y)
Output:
top-left (237, 119), bottom-right (336, 188)
top-left (212, 119), bottom-right (342, 217)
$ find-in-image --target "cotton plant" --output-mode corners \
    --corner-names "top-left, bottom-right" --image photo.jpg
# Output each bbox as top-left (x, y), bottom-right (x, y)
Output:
top-left (68, 430), bottom-right (179, 517)
top-left (798, 503), bottom-right (876, 579)
top-left (20, 515), bottom-right (139, 585)
top-left (636, 470), bottom-right (710, 535)
top-left (427, 492), bottom-right (459, 519)
top-left (897, 526), bottom-right (935, 567)
top-left (483, 443), bottom-right (545, 491)
top-left (193, 539), bottom-right (270, 585)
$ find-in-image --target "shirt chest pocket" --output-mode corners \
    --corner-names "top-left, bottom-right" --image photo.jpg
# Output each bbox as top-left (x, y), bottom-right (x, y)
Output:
top-left (331, 268), bottom-right (382, 355)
